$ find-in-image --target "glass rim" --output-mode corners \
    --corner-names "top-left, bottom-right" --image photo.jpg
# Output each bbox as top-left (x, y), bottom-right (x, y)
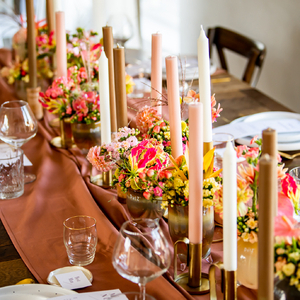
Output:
top-left (0, 146), bottom-right (23, 160)
top-left (108, 292), bottom-right (156, 300)
top-left (121, 218), bottom-right (160, 236)
top-left (212, 132), bottom-right (234, 142)
top-left (1, 100), bottom-right (29, 109)
top-left (63, 215), bottom-right (97, 230)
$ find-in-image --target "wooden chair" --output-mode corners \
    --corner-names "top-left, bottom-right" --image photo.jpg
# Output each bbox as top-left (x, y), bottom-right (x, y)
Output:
top-left (207, 26), bottom-right (266, 87)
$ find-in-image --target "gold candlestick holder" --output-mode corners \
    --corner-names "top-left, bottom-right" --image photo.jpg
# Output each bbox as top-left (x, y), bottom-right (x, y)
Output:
top-left (203, 141), bottom-right (213, 156)
top-left (26, 87), bottom-right (43, 120)
top-left (209, 262), bottom-right (237, 300)
top-left (90, 164), bottom-right (113, 189)
top-left (173, 238), bottom-right (210, 294)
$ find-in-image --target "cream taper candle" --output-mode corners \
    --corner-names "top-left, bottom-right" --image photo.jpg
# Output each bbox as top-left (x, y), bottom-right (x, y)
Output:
top-left (223, 141), bottom-right (237, 271)
top-left (151, 33), bottom-right (162, 115)
top-left (197, 25), bottom-right (212, 143)
top-left (99, 48), bottom-right (111, 144)
top-left (165, 55), bottom-right (183, 158)
top-left (188, 102), bottom-right (203, 244)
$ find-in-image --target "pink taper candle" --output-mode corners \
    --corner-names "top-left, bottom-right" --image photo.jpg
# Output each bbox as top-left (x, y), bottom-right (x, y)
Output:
top-left (151, 33), bottom-right (162, 115)
top-left (165, 56), bottom-right (183, 158)
top-left (55, 11), bottom-right (67, 78)
top-left (188, 102), bottom-right (203, 244)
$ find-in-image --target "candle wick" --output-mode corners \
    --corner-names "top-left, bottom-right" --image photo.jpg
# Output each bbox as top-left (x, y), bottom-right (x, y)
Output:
top-left (106, 22), bottom-right (109, 27)
top-left (101, 46), bottom-right (104, 51)
top-left (117, 43), bottom-right (120, 48)
top-left (200, 25), bottom-right (204, 31)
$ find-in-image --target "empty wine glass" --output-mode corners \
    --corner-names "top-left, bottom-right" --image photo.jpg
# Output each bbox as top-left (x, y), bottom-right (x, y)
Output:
top-left (107, 14), bottom-right (134, 47)
top-left (0, 100), bottom-right (38, 183)
top-left (112, 219), bottom-right (171, 299)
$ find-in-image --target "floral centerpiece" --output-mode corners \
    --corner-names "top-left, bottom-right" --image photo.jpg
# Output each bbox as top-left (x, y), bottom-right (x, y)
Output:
top-left (0, 21), bottom-right (55, 85)
top-left (39, 70), bottom-right (100, 124)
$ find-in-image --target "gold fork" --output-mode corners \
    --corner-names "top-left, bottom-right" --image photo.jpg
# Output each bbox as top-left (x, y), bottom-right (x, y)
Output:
top-left (278, 151), bottom-right (300, 160)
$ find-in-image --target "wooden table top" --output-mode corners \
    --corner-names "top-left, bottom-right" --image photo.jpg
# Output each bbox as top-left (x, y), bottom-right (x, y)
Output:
top-left (0, 73), bottom-right (299, 287)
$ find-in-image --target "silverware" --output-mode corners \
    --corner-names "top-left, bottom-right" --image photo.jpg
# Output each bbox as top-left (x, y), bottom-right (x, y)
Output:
top-left (278, 151), bottom-right (300, 160)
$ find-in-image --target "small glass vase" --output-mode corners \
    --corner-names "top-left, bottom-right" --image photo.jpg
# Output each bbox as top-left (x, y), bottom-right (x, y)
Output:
top-left (237, 239), bottom-right (258, 289)
top-left (168, 204), bottom-right (214, 260)
top-left (126, 189), bottom-right (166, 219)
top-left (274, 277), bottom-right (300, 300)
top-left (71, 121), bottom-right (101, 154)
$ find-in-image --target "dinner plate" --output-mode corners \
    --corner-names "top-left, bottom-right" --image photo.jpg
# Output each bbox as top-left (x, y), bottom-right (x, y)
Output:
top-left (231, 111), bottom-right (300, 151)
top-left (0, 284), bottom-right (77, 299)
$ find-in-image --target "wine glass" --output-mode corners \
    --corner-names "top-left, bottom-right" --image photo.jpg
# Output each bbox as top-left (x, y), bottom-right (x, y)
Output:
top-left (0, 100), bottom-right (38, 183)
top-left (112, 219), bottom-right (171, 299)
top-left (107, 14), bottom-right (134, 47)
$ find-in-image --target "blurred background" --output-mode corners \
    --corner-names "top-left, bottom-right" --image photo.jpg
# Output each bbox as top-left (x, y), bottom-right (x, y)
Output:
top-left (1, 0), bottom-right (300, 113)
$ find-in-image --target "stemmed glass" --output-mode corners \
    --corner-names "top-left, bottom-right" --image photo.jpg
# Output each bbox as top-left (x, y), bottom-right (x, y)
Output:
top-left (107, 14), bottom-right (134, 47)
top-left (112, 219), bottom-right (171, 299)
top-left (0, 100), bottom-right (38, 183)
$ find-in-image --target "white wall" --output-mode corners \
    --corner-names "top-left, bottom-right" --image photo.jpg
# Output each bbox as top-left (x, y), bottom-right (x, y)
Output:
top-left (141, 0), bottom-right (300, 113)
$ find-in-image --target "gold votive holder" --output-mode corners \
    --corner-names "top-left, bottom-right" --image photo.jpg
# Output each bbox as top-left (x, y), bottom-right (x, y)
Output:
top-left (203, 141), bottom-right (213, 156)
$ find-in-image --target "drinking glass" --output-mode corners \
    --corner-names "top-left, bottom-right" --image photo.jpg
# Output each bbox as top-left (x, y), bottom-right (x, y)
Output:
top-left (107, 14), bottom-right (134, 47)
top-left (63, 215), bottom-right (97, 266)
top-left (212, 132), bottom-right (234, 169)
top-left (0, 100), bottom-right (38, 183)
top-left (0, 145), bottom-right (24, 199)
top-left (112, 219), bottom-right (171, 299)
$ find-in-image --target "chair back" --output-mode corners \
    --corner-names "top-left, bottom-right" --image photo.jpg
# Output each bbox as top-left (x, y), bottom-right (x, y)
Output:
top-left (207, 26), bottom-right (266, 86)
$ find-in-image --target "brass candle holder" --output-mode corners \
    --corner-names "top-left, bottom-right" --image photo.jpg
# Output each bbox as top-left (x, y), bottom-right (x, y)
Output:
top-left (203, 141), bottom-right (213, 156)
top-left (209, 262), bottom-right (237, 300)
top-left (173, 238), bottom-right (210, 294)
top-left (26, 87), bottom-right (43, 120)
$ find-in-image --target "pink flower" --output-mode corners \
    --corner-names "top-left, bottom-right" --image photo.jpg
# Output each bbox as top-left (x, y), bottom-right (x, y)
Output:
top-left (244, 147), bottom-right (260, 159)
top-left (153, 187), bottom-right (163, 197)
top-left (235, 145), bottom-right (248, 158)
top-left (139, 172), bottom-right (146, 181)
top-left (281, 174), bottom-right (297, 197)
top-left (146, 169), bottom-right (155, 177)
top-left (153, 125), bottom-right (160, 133)
top-left (250, 135), bottom-right (259, 145)
top-left (143, 191), bottom-right (151, 200)
top-left (72, 98), bottom-right (89, 117)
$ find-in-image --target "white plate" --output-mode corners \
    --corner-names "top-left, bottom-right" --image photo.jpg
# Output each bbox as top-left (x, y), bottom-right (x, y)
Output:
top-left (0, 284), bottom-right (77, 299)
top-left (47, 266), bottom-right (93, 286)
top-left (231, 111), bottom-right (300, 151)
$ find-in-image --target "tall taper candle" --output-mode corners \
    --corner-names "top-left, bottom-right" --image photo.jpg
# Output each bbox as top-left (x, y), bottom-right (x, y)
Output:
top-left (25, 0), bottom-right (37, 88)
top-left (197, 25), bottom-right (212, 143)
top-left (188, 102), bottom-right (203, 244)
top-left (258, 154), bottom-right (275, 300)
top-left (223, 141), bottom-right (237, 271)
top-left (55, 11), bottom-right (67, 78)
top-left (113, 45), bottom-right (127, 128)
top-left (99, 48), bottom-right (111, 144)
top-left (46, 0), bottom-right (55, 34)
top-left (262, 127), bottom-right (278, 216)
top-left (151, 33), bottom-right (162, 115)
top-left (165, 56), bottom-right (183, 158)
top-left (103, 26), bottom-right (117, 133)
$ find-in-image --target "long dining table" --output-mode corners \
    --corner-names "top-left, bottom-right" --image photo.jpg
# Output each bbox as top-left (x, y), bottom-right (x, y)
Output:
top-left (0, 70), bottom-right (299, 300)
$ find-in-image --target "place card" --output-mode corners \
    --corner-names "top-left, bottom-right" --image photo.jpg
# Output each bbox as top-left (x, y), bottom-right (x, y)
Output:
top-left (212, 118), bottom-right (300, 140)
top-left (48, 289), bottom-right (124, 300)
top-left (54, 270), bottom-right (92, 290)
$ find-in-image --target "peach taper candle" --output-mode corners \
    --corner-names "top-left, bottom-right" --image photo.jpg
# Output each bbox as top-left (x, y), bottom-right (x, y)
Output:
top-left (165, 55), bottom-right (183, 159)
